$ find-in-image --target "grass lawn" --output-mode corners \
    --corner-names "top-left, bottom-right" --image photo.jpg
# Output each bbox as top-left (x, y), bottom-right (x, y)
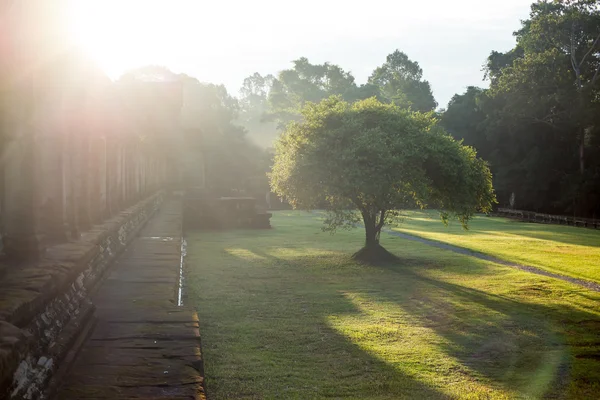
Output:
top-left (392, 210), bottom-right (600, 284)
top-left (187, 211), bottom-right (600, 399)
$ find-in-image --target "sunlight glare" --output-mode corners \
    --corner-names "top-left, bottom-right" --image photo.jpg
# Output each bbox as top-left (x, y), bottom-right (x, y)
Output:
top-left (66, 0), bottom-right (198, 79)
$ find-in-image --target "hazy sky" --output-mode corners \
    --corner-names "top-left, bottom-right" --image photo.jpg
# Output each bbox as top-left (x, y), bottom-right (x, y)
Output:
top-left (69, 0), bottom-right (533, 108)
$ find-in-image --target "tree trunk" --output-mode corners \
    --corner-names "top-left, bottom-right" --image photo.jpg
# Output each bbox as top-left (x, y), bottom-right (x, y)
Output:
top-left (364, 219), bottom-right (379, 248)
top-left (363, 210), bottom-right (385, 248)
top-left (579, 130), bottom-right (585, 175)
top-left (353, 209), bottom-right (396, 264)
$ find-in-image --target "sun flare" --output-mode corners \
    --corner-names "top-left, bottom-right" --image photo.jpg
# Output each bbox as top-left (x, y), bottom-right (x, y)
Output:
top-left (66, 0), bottom-right (194, 79)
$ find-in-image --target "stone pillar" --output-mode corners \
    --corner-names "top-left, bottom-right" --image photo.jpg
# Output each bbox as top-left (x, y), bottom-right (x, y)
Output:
top-left (65, 129), bottom-right (80, 239)
top-left (130, 145), bottom-right (137, 201)
top-left (98, 136), bottom-right (108, 218)
top-left (38, 124), bottom-right (68, 243)
top-left (133, 144), bottom-right (138, 200)
top-left (114, 142), bottom-right (123, 210)
top-left (140, 153), bottom-right (146, 196)
top-left (136, 147), bottom-right (142, 199)
top-left (110, 138), bottom-right (121, 214)
top-left (75, 133), bottom-right (91, 231)
top-left (105, 138), bottom-right (113, 216)
top-left (121, 144), bottom-right (126, 204)
top-left (86, 135), bottom-right (101, 224)
top-left (2, 84), bottom-right (45, 260)
top-left (129, 145), bottom-right (135, 202)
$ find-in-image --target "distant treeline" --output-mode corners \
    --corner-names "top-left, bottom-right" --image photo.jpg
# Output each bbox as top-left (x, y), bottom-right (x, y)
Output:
top-left (236, 1), bottom-right (600, 218)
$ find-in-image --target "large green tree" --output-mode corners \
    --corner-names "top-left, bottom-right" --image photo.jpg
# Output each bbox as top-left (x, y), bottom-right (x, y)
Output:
top-left (267, 58), bottom-right (378, 127)
top-left (237, 72), bottom-right (279, 148)
top-left (441, 86), bottom-right (490, 156)
top-left (270, 97), bottom-right (495, 262)
top-left (478, 0), bottom-right (600, 215)
top-left (369, 50), bottom-right (437, 112)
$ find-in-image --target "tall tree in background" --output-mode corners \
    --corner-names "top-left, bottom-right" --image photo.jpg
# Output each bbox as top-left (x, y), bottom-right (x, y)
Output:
top-left (368, 50), bottom-right (437, 112)
top-left (180, 76), bottom-right (267, 196)
top-left (484, 0), bottom-right (600, 216)
top-left (117, 65), bottom-right (184, 164)
top-left (237, 73), bottom-right (279, 148)
top-left (442, 1), bottom-right (600, 217)
top-left (267, 58), bottom-right (378, 127)
top-left (240, 72), bottom-right (274, 106)
top-left (441, 87), bottom-right (489, 158)
top-left (242, 52), bottom-right (434, 146)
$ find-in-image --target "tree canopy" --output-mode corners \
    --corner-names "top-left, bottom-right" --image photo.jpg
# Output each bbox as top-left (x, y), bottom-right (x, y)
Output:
top-left (266, 57), bottom-right (376, 127)
top-left (368, 50), bottom-right (437, 112)
top-left (239, 51), bottom-right (437, 149)
top-left (270, 97), bottom-right (495, 262)
top-left (442, 0), bottom-right (600, 217)
top-left (237, 73), bottom-right (279, 148)
top-left (180, 76), bottom-right (267, 196)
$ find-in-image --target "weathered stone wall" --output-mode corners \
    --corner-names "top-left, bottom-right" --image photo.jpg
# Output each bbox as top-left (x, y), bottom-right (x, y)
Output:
top-left (0, 192), bottom-right (163, 399)
top-left (0, 7), bottom-right (181, 398)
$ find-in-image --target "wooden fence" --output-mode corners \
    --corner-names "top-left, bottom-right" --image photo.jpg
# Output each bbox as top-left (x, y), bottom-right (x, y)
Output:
top-left (495, 208), bottom-right (599, 229)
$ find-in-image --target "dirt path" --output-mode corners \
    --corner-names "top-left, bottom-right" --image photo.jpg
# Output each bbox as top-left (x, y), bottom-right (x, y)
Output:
top-left (53, 198), bottom-right (206, 399)
top-left (387, 230), bottom-right (600, 292)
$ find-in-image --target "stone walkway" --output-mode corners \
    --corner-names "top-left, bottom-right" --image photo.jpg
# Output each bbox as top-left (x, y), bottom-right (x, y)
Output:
top-left (53, 198), bottom-right (205, 399)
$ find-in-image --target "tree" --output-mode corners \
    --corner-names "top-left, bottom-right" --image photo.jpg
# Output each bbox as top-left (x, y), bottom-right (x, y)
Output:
top-left (479, 0), bottom-right (600, 216)
top-left (238, 73), bottom-right (279, 148)
top-left (369, 50), bottom-right (437, 112)
top-left (116, 65), bottom-right (184, 165)
top-left (240, 72), bottom-right (274, 106)
top-left (441, 86), bottom-right (490, 156)
top-left (495, 0), bottom-right (600, 174)
top-left (173, 71), bottom-right (268, 196)
top-left (270, 97), bottom-right (495, 262)
top-left (267, 58), bottom-right (375, 127)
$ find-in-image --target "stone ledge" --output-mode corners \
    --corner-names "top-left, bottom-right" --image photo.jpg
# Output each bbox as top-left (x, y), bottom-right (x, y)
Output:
top-left (0, 322), bottom-right (31, 392)
top-left (0, 193), bottom-right (162, 328)
top-left (0, 191), bottom-right (164, 399)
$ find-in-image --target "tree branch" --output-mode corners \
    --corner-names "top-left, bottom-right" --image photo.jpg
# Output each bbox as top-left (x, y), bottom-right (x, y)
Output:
top-left (592, 64), bottom-right (600, 86)
top-left (570, 22), bottom-right (583, 89)
top-left (579, 31), bottom-right (600, 69)
top-left (374, 209), bottom-right (386, 242)
top-left (375, 209), bottom-right (387, 231)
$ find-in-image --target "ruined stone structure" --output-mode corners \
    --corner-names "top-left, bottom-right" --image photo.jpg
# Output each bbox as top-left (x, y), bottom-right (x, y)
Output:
top-left (0, 4), bottom-right (181, 398)
top-left (0, 58), bottom-right (173, 260)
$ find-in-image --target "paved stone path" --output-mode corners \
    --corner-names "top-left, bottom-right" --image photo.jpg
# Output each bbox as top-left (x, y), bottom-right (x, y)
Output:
top-left (387, 230), bottom-right (600, 292)
top-left (53, 198), bottom-right (205, 399)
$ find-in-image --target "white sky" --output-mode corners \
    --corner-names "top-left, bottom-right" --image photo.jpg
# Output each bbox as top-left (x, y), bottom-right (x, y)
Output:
top-left (68, 0), bottom-right (532, 108)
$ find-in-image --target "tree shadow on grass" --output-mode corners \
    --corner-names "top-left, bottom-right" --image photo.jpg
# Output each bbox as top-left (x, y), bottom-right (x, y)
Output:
top-left (381, 234), bottom-right (508, 278)
top-left (368, 262), bottom-right (600, 399)
top-left (187, 252), bottom-right (449, 399)
top-left (399, 212), bottom-right (600, 248)
top-left (185, 228), bottom-right (600, 399)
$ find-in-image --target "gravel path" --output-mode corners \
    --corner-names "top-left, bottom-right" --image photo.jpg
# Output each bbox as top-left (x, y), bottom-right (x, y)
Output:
top-left (387, 230), bottom-right (600, 292)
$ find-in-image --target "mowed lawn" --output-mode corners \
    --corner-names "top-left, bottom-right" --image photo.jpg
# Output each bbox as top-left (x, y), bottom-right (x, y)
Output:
top-left (391, 211), bottom-right (600, 284)
top-left (186, 211), bottom-right (600, 399)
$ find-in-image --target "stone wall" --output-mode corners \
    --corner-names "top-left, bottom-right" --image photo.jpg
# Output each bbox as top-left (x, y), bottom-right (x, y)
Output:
top-left (0, 8), bottom-right (182, 398)
top-left (0, 192), bottom-right (163, 399)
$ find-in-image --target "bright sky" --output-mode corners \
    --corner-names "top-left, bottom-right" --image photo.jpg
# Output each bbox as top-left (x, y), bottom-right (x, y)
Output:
top-left (68, 0), bottom-right (532, 108)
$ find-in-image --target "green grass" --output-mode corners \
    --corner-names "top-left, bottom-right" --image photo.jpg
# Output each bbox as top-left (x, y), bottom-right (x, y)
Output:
top-left (392, 210), bottom-right (600, 284)
top-left (187, 211), bottom-right (600, 399)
